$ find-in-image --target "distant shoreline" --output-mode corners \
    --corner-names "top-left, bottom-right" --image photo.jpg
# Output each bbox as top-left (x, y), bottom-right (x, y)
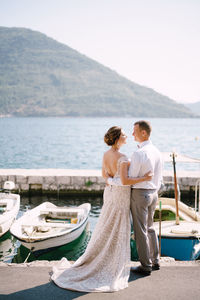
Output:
top-left (1, 115), bottom-right (200, 119)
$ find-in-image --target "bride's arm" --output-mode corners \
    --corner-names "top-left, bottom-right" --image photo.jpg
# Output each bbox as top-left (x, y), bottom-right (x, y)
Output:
top-left (120, 161), bottom-right (152, 185)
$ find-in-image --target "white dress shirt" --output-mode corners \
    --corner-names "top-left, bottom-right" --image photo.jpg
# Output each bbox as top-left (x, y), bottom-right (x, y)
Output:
top-left (129, 140), bottom-right (163, 190)
top-left (107, 140), bottom-right (163, 190)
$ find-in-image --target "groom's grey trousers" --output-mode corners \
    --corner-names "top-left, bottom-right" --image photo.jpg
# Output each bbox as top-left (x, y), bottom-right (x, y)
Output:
top-left (130, 188), bottom-right (159, 270)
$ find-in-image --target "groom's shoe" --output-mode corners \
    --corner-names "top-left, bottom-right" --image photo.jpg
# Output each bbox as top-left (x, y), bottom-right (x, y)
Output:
top-left (131, 265), bottom-right (151, 276)
top-left (152, 263), bottom-right (160, 270)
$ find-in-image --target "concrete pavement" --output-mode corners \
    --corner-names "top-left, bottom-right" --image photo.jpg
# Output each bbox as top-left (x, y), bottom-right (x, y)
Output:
top-left (0, 260), bottom-right (200, 300)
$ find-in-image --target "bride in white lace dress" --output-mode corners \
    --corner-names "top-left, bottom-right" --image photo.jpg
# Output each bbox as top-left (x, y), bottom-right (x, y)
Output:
top-left (51, 126), bottom-right (152, 293)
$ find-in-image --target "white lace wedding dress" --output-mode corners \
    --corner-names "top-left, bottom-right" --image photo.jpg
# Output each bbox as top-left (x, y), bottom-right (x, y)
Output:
top-left (51, 156), bottom-right (131, 292)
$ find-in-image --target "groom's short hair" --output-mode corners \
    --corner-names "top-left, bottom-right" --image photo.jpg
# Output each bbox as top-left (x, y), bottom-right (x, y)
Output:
top-left (134, 120), bottom-right (152, 136)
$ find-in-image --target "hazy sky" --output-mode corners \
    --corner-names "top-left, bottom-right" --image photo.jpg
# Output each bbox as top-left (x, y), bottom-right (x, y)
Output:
top-left (1, 0), bottom-right (200, 103)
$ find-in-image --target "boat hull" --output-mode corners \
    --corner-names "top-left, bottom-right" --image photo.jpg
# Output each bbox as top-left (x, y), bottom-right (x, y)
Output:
top-left (0, 193), bottom-right (20, 237)
top-left (160, 236), bottom-right (200, 260)
top-left (20, 217), bottom-right (89, 252)
top-left (131, 235), bottom-right (200, 261)
top-left (0, 218), bottom-right (15, 237)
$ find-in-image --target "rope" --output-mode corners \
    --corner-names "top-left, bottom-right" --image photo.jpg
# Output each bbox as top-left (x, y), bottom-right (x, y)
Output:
top-left (23, 247), bottom-right (35, 263)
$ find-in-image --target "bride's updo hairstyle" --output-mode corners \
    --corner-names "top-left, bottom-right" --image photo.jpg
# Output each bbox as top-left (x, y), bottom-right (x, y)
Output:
top-left (104, 126), bottom-right (122, 146)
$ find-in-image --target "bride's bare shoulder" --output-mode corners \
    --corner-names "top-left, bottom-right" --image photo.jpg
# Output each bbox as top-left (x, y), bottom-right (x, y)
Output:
top-left (103, 149), bottom-right (111, 159)
top-left (104, 149), bottom-right (111, 155)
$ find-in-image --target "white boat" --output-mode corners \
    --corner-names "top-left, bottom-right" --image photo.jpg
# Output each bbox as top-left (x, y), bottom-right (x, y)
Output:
top-left (10, 202), bottom-right (91, 252)
top-left (0, 181), bottom-right (20, 237)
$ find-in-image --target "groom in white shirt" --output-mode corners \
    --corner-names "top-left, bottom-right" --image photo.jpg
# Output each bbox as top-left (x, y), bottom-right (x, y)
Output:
top-left (130, 120), bottom-right (162, 275)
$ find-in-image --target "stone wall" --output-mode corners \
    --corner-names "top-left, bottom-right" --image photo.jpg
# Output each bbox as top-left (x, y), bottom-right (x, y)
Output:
top-left (0, 169), bottom-right (199, 198)
top-left (0, 169), bottom-right (103, 195)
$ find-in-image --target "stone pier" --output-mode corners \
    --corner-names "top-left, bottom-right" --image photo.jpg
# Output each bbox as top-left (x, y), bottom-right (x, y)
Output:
top-left (0, 169), bottom-right (199, 198)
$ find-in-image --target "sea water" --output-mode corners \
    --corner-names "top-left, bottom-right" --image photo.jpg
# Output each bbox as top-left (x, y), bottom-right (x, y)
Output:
top-left (0, 117), bottom-right (199, 170)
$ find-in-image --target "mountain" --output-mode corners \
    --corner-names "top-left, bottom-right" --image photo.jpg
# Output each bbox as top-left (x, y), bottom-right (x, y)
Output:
top-left (184, 101), bottom-right (200, 116)
top-left (0, 26), bottom-right (197, 117)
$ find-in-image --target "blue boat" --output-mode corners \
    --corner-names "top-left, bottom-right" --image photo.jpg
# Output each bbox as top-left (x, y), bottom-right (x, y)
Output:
top-left (152, 153), bottom-right (200, 261)
top-left (131, 220), bottom-right (200, 261)
top-left (154, 220), bottom-right (200, 261)
top-left (160, 236), bottom-right (200, 260)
